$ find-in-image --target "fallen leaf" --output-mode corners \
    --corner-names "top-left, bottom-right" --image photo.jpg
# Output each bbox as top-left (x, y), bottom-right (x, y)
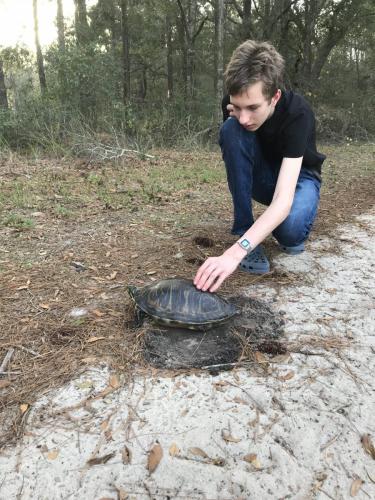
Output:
top-left (86, 336), bottom-right (106, 343)
top-left (243, 453), bottom-right (261, 469)
top-left (131, 253), bottom-right (138, 259)
top-left (254, 351), bottom-right (268, 364)
top-left (87, 452), bottom-right (115, 466)
top-left (270, 353), bottom-right (291, 364)
top-left (147, 442), bottom-right (163, 473)
top-left (361, 434), bottom-right (375, 459)
top-left (188, 447), bottom-right (209, 459)
top-left (92, 309), bottom-right (105, 317)
top-left (115, 487), bottom-right (128, 500)
top-left (104, 430), bottom-right (113, 442)
top-left (211, 457), bottom-right (226, 466)
top-left (232, 397), bottom-right (248, 405)
top-left (39, 303), bottom-right (50, 310)
top-left (81, 357), bottom-right (97, 364)
top-left (100, 419), bottom-right (109, 431)
top-left (146, 271), bottom-right (156, 275)
top-left (47, 449), bottom-right (59, 460)
top-left (213, 380), bottom-right (228, 387)
top-left (169, 443), bottom-right (180, 457)
top-left (278, 371), bottom-right (295, 381)
top-left (109, 374), bottom-right (120, 389)
top-left (366, 468), bottom-right (375, 484)
top-left (350, 478), bottom-right (363, 497)
top-left (17, 280), bottom-right (30, 290)
top-left (20, 404), bottom-right (29, 414)
top-left (107, 271), bottom-right (118, 280)
top-left (0, 380), bottom-right (10, 389)
top-left (77, 380), bottom-right (94, 389)
top-left (222, 429), bottom-right (241, 443)
top-left (121, 446), bottom-right (132, 464)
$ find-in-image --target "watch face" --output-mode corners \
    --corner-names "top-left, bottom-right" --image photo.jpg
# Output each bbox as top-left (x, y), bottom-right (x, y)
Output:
top-left (240, 238), bottom-right (251, 249)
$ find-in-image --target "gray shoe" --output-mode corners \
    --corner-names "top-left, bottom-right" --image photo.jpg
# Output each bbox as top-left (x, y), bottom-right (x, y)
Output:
top-left (239, 245), bottom-right (270, 274)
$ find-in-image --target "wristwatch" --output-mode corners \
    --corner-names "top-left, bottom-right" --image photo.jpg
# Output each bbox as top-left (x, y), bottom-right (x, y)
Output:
top-left (237, 237), bottom-right (253, 253)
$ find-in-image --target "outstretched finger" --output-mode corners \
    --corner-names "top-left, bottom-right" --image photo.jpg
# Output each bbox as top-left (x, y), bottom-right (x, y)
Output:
top-left (194, 259), bottom-right (215, 287)
top-left (209, 272), bottom-right (227, 293)
top-left (200, 269), bottom-right (220, 292)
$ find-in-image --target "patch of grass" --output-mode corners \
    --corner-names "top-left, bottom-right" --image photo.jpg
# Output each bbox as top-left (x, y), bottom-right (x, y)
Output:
top-left (5, 182), bottom-right (37, 210)
top-left (54, 204), bottom-right (73, 218)
top-left (3, 213), bottom-right (35, 230)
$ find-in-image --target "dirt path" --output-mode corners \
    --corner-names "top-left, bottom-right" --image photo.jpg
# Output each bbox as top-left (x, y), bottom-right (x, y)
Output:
top-left (0, 210), bottom-right (374, 500)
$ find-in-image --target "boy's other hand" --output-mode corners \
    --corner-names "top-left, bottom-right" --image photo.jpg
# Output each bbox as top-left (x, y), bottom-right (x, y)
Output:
top-left (227, 103), bottom-right (235, 116)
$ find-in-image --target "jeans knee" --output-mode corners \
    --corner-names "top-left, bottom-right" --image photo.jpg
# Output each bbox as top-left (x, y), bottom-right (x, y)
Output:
top-left (219, 117), bottom-right (242, 144)
top-left (273, 216), bottom-right (312, 247)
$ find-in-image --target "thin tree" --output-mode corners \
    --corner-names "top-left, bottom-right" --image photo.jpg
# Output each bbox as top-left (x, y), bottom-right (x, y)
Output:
top-left (33, 0), bottom-right (47, 95)
top-left (56, 0), bottom-right (67, 97)
top-left (120, 0), bottom-right (130, 104)
top-left (74, 0), bottom-right (90, 46)
top-left (0, 59), bottom-right (9, 109)
top-left (166, 7), bottom-right (174, 99)
top-left (177, 0), bottom-right (208, 99)
top-left (214, 0), bottom-right (225, 123)
top-left (56, 0), bottom-right (66, 52)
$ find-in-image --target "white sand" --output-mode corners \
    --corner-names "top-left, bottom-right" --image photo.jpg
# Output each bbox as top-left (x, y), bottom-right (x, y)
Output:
top-left (0, 212), bottom-right (374, 500)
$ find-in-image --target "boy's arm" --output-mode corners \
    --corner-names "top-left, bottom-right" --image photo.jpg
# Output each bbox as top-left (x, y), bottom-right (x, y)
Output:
top-left (194, 157), bottom-right (303, 292)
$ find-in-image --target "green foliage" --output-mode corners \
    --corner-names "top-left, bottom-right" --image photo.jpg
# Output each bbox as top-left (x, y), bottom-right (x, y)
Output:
top-left (0, 0), bottom-right (374, 152)
top-left (2, 213), bottom-right (35, 230)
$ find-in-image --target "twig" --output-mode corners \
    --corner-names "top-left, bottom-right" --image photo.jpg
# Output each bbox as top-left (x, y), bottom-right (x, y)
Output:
top-left (225, 381), bottom-right (266, 414)
top-left (14, 345), bottom-right (40, 357)
top-left (320, 431), bottom-right (342, 451)
top-left (0, 348), bottom-right (14, 373)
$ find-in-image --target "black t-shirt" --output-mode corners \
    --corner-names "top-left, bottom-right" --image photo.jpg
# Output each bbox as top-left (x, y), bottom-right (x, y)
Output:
top-left (222, 91), bottom-right (326, 176)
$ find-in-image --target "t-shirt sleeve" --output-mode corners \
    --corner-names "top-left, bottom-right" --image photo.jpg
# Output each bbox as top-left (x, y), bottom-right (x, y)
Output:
top-left (281, 111), bottom-right (313, 158)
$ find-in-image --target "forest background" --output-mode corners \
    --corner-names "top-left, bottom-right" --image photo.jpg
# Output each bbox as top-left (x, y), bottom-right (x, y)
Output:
top-left (0, 0), bottom-right (374, 154)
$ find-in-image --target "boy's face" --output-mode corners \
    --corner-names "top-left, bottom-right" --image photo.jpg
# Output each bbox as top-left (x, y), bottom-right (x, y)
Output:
top-left (229, 81), bottom-right (281, 131)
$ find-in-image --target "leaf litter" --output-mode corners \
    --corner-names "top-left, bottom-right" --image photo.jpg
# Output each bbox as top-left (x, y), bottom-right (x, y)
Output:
top-left (0, 145), bottom-right (374, 453)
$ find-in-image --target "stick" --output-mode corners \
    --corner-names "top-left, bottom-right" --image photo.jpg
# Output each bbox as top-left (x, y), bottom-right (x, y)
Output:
top-left (0, 348), bottom-right (14, 373)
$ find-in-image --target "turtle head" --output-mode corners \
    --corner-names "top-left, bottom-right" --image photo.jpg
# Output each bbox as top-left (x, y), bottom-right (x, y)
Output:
top-left (127, 285), bottom-right (138, 299)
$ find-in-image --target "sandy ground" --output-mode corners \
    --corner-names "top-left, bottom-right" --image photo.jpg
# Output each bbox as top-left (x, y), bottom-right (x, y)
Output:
top-left (0, 211), bottom-right (374, 500)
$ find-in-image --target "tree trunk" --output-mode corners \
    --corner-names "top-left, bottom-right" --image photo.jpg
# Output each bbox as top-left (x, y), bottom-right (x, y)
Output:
top-left (177, 15), bottom-right (188, 99)
top-left (0, 60), bottom-right (9, 109)
top-left (56, 0), bottom-right (67, 97)
top-left (166, 10), bottom-right (174, 99)
top-left (120, 0), bottom-right (131, 103)
top-left (215, 0), bottom-right (225, 123)
top-left (177, 0), bottom-right (207, 99)
top-left (33, 0), bottom-right (47, 95)
top-left (241, 0), bottom-right (252, 41)
top-left (74, 0), bottom-right (89, 46)
top-left (56, 0), bottom-right (65, 52)
top-left (300, 0), bottom-right (318, 88)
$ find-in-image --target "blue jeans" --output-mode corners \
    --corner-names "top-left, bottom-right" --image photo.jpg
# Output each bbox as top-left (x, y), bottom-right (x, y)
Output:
top-left (219, 117), bottom-right (321, 247)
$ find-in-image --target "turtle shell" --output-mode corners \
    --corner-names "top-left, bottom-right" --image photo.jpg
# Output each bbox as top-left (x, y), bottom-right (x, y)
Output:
top-left (129, 278), bottom-right (238, 330)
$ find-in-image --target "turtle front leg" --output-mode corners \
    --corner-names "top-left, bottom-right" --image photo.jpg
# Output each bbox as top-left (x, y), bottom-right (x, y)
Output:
top-left (134, 306), bottom-right (146, 328)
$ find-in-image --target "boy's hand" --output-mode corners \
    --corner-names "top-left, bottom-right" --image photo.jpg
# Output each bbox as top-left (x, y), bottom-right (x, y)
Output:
top-left (227, 103), bottom-right (235, 116)
top-left (193, 246), bottom-right (246, 293)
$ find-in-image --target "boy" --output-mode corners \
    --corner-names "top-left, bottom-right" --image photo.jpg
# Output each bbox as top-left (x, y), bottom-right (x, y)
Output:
top-left (194, 40), bottom-right (325, 293)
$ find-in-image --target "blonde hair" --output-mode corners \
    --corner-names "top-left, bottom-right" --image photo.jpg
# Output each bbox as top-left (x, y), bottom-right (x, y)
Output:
top-left (225, 40), bottom-right (285, 100)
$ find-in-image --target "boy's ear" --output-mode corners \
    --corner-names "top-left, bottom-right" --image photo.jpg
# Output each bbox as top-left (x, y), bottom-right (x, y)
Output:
top-left (272, 89), bottom-right (282, 106)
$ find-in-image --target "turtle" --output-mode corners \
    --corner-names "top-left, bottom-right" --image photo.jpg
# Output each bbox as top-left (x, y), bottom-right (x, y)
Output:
top-left (128, 278), bottom-right (239, 331)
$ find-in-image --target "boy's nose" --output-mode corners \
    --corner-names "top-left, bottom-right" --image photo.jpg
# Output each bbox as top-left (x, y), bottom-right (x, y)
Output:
top-left (239, 111), bottom-right (250, 125)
